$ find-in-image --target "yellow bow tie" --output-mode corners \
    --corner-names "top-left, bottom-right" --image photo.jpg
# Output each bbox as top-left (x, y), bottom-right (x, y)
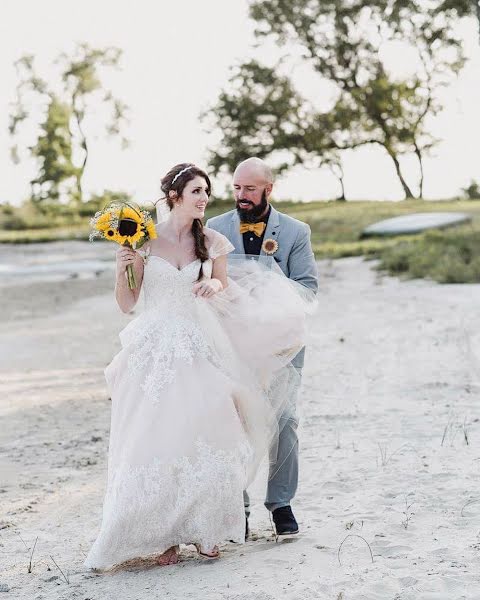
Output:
top-left (239, 221), bottom-right (266, 237)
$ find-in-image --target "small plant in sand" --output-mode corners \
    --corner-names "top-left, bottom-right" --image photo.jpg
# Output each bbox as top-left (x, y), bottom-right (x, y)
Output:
top-left (337, 534), bottom-right (374, 566)
top-left (401, 493), bottom-right (415, 530)
top-left (377, 442), bottom-right (409, 467)
top-left (49, 555), bottom-right (70, 584)
top-left (345, 519), bottom-right (364, 531)
top-left (441, 413), bottom-right (470, 447)
top-left (462, 417), bottom-right (470, 446)
top-left (27, 536), bottom-right (38, 573)
top-left (14, 530), bottom-right (38, 574)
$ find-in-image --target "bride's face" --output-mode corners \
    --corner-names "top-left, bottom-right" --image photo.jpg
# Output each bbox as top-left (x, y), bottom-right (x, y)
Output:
top-left (173, 176), bottom-right (210, 220)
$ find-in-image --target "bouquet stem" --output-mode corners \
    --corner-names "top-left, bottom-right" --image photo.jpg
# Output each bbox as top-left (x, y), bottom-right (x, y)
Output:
top-left (126, 264), bottom-right (137, 289)
top-left (124, 242), bottom-right (137, 289)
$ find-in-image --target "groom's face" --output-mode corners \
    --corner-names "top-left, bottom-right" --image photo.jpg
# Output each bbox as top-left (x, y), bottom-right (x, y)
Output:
top-left (233, 164), bottom-right (272, 219)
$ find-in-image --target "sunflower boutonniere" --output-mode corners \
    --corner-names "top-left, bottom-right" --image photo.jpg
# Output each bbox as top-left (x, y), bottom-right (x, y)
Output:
top-left (262, 238), bottom-right (279, 255)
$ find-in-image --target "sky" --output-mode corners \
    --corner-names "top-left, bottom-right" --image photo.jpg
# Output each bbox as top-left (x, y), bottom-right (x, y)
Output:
top-left (0, 0), bottom-right (479, 206)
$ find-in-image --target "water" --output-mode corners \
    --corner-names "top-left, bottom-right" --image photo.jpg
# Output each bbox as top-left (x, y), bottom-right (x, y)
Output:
top-left (0, 240), bottom-right (116, 284)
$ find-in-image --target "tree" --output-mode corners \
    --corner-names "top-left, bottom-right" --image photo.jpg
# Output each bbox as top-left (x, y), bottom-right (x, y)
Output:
top-left (462, 180), bottom-right (480, 199)
top-left (9, 44), bottom-right (129, 207)
top-left (29, 97), bottom-right (78, 206)
top-left (205, 1), bottom-right (470, 199)
top-left (436, 0), bottom-right (480, 45)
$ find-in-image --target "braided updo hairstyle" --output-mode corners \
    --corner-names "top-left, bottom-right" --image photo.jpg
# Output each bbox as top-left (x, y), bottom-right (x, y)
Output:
top-left (160, 163), bottom-right (211, 280)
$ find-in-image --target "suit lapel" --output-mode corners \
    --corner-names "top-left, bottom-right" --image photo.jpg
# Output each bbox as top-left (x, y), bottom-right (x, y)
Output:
top-left (260, 206), bottom-right (280, 257)
top-left (229, 211), bottom-right (245, 254)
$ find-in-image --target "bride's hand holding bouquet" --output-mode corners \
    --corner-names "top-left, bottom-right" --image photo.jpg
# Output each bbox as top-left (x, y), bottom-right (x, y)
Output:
top-left (90, 201), bottom-right (157, 289)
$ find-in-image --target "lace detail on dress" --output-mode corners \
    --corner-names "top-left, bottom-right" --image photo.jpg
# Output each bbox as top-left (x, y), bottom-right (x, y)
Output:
top-left (126, 316), bottom-right (219, 404)
top-left (85, 438), bottom-right (250, 568)
top-left (117, 257), bottom-right (225, 404)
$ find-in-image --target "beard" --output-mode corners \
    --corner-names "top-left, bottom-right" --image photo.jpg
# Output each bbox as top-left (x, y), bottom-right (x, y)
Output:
top-left (236, 190), bottom-right (269, 223)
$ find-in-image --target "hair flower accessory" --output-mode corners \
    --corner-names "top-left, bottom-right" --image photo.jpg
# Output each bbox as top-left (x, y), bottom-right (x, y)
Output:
top-left (262, 238), bottom-right (279, 255)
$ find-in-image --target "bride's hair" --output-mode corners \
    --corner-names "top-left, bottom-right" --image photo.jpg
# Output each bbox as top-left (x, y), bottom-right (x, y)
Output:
top-left (160, 163), bottom-right (211, 280)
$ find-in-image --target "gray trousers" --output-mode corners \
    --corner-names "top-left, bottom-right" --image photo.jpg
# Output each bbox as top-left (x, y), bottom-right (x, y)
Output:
top-left (244, 367), bottom-right (302, 515)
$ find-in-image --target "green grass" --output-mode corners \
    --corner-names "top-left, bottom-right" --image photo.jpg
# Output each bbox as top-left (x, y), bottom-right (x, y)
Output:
top-left (0, 226), bottom-right (91, 243)
top-left (2, 197), bottom-right (480, 283)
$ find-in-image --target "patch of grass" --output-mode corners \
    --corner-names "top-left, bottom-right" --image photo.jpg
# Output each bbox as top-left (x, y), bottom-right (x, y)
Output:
top-left (376, 226), bottom-right (480, 283)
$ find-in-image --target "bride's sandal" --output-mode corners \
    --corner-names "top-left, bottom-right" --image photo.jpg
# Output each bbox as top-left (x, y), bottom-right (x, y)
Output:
top-left (156, 545), bottom-right (180, 566)
top-left (194, 543), bottom-right (220, 559)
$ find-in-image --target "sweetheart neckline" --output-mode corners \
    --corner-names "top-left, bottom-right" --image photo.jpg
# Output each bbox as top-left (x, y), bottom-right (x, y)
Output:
top-left (148, 255), bottom-right (203, 272)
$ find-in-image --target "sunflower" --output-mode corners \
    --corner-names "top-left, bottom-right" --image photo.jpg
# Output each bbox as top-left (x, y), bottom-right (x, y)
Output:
top-left (116, 205), bottom-right (146, 246)
top-left (90, 200), bottom-right (157, 288)
top-left (117, 221), bottom-right (144, 246)
top-left (262, 238), bottom-right (279, 255)
top-left (103, 227), bottom-right (125, 245)
top-left (94, 210), bottom-right (114, 232)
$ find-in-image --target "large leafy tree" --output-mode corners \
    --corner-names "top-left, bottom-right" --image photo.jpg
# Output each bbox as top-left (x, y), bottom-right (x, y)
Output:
top-left (205, 1), bottom-right (470, 199)
top-left (9, 44), bottom-right (129, 207)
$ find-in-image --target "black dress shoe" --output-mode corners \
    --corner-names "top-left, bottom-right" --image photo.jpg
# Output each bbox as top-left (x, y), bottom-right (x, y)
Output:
top-left (272, 506), bottom-right (299, 535)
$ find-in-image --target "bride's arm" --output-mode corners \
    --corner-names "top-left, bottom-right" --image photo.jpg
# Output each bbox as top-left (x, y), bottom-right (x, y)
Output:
top-left (192, 254), bottom-right (228, 298)
top-left (211, 254), bottom-right (228, 289)
top-left (115, 246), bottom-right (145, 313)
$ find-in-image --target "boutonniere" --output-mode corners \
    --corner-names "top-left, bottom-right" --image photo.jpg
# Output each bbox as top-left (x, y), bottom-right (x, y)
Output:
top-left (262, 238), bottom-right (279, 255)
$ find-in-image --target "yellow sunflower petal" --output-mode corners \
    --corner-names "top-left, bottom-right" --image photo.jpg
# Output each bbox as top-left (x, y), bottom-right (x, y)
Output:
top-left (146, 221), bottom-right (157, 240)
top-left (126, 229), bottom-right (145, 246)
top-left (95, 212), bottom-right (112, 231)
top-left (113, 232), bottom-right (127, 244)
top-left (122, 206), bottom-right (142, 223)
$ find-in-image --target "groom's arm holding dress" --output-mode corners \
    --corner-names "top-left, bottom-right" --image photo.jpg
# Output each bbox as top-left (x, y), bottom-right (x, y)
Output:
top-left (279, 217), bottom-right (318, 369)
top-left (285, 221), bottom-right (318, 294)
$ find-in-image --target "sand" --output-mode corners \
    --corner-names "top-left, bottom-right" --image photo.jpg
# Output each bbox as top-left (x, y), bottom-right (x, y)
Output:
top-left (1, 247), bottom-right (480, 600)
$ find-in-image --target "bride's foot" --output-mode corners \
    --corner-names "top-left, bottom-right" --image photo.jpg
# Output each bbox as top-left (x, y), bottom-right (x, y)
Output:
top-left (194, 543), bottom-right (220, 559)
top-left (156, 546), bottom-right (180, 566)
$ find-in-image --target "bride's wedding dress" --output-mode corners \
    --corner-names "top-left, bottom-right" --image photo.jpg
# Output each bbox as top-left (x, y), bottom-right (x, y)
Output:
top-left (84, 231), bottom-right (314, 570)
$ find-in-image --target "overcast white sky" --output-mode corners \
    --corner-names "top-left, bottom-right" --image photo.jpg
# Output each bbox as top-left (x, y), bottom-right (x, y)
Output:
top-left (1, 0), bottom-right (479, 205)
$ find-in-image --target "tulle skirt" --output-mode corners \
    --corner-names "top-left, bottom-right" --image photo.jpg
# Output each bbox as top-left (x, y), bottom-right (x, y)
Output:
top-left (84, 255), bottom-right (316, 570)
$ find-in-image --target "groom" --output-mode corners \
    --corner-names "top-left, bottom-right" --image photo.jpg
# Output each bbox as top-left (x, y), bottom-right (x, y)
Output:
top-left (207, 157), bottom-right (318, 537)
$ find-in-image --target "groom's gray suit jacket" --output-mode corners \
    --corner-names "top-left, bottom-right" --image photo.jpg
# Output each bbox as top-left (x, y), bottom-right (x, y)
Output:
top-left (206, 206), bottom-right (318, 369)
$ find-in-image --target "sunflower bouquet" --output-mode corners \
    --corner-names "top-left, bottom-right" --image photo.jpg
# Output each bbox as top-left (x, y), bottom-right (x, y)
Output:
top-left (90, 201), bottom-right (157, 289)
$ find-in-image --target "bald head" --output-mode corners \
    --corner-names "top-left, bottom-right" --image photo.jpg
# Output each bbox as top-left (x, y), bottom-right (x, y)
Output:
top-left (233, 157), bottom-right (273, 221)
top-left (234, 157), bottom-right (274, 185)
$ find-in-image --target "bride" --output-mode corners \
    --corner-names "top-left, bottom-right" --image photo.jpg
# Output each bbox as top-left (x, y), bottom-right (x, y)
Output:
top-left (84, 163), bottom-right (314, 570)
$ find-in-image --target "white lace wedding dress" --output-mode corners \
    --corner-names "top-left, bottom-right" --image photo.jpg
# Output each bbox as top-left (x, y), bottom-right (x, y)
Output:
top-left (84, 231), bottom-right (314, 570)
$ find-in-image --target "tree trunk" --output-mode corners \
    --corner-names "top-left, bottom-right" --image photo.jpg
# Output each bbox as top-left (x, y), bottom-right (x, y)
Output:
top-left (385, 147), bottom-right (415, 199)
top-left (414, 142), bottom-right (424, 199)
top-left (72, 92), bottom-right (88, 205)
top-left (328, 161), bottom-right (346, 201)
top-left (336, 175), bottom-right (346, 201)
top-left (476, 0), bottom-right (480, 47)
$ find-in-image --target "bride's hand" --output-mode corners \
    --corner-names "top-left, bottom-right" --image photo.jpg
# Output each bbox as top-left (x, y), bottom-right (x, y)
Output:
top-left (116, 246), bottom-right (137, 278)
top-left (192, 278), bottom-right (223, 298)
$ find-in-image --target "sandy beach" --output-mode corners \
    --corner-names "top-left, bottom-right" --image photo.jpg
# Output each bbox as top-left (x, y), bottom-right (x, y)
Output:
top-left (2, 242), bottom-right (480, 599)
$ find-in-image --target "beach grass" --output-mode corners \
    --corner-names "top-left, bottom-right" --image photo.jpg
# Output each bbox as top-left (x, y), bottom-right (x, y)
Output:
top-left (2, 198), bottom-right (480, 282)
